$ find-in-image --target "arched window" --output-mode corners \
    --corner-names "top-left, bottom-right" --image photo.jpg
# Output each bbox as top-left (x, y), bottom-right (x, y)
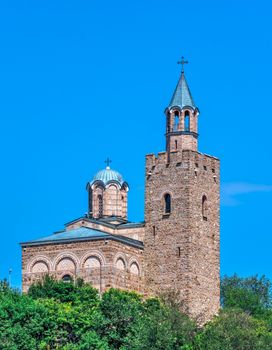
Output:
top-left (164, 193), bottom-right (171, 214)
top-left (88, 188), bottom-right (93, 216)
top-left (98, 195), bottom-right (103, 218)
top-left (167, 113), bottom-right (170, 133)
top-left (184, 111), bottom-right (190, 131)
top-left (62, 274), bottom-right (72, 283)
top-left (202, 195), bottom-right (208, 220)
top-left (174, 111), bottom-right (179, 131)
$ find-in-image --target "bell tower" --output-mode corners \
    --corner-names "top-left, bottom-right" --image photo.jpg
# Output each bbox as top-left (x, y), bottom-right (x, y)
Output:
top-left (144, 59), bottom-right (220, 324)
top-left (165, 57), bottom-right (199, 156)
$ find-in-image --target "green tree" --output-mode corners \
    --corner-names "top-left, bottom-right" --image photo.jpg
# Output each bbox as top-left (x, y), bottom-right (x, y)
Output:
top-left (0, 284), bottom-right (49, 349)
top-left (78, 331), bottom-right (110, 350)
top-left (221, 274), bottom-right (271, 317)
top-left (0, 275), bottom-right (271, 349)
top-left (122, 298), bottom-right (196, 350)
top-left (192, 309), bottom-right (272, 350)
top-left (28, 275), bottom-right (99, 307)
top-left (28, 277), bottom-right (104, 349)
top-left (95, 288), bottom-right (143, 349)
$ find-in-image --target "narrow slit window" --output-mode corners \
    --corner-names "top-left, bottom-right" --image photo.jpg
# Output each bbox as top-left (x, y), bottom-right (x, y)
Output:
top-left (202, 195), bottom-right (208, 220)
top-left (164, 193), bottom-right (171, 214)
top-left (177, 247), bottom-right (181, 257)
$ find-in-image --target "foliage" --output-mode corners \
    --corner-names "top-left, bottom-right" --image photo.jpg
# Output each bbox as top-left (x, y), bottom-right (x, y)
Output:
top-left (95, 288), bottom-right (143, 349)
top-left (192, 309), bottom-right (272, 350)
top-left (0, 284), bottom-right (48, 349)
top-left (28, 275), bottom-right (99, 307)
top-left (0, 275), bottom-right (271, 349)
top-left (221, 274), bottom-right (272, 316)
top-left (122, 298), bottom-right (196, 350)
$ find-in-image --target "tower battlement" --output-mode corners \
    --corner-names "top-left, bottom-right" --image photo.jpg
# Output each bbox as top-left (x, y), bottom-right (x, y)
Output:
top-left (146, 150), bottom-right (219, 174)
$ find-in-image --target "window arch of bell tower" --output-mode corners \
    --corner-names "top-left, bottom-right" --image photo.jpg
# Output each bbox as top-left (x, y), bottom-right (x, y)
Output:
top-left (173, 110), bottom-right (180, 131)
top-left (184, 110), bottom-right (190, 131)
top-left (166, 112), bottom-right (171, 133)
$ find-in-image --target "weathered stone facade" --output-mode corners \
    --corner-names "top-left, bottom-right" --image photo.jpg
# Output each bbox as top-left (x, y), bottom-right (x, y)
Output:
top-left (22, 234), bottom-right (144, 294)
top-left (144, 150), bottom-right (220, 324)
top-left (21, 65), bottom-right (220, 324)
top-left (21, 217), bottom-right (145, 293)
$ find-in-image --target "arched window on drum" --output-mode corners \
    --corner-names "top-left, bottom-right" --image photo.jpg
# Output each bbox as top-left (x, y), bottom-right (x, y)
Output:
top-left (98, 195), bottom-right (103, 218)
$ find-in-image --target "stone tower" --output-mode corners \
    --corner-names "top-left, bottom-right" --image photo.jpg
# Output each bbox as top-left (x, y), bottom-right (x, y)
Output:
top-left (144, 63), bottom-right (220, 324)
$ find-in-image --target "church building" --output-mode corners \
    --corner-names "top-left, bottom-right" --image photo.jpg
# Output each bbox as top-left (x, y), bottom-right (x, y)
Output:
top-left (21, 60), bottom-right (220, 323)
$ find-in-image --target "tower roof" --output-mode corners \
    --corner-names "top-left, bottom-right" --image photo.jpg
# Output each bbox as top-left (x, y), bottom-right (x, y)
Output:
top-left (90, 166), bottom-right (125, 187)
top-left (168, 72), bottom-right (196, 110)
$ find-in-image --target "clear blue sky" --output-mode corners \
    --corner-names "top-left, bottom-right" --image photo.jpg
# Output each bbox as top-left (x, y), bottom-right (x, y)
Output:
top-left (0, 0), bottom-right (271, 288)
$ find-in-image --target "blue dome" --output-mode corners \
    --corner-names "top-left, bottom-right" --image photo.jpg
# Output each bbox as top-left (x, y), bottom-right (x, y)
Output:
top-left (91, 166), bottom-right (125, 186)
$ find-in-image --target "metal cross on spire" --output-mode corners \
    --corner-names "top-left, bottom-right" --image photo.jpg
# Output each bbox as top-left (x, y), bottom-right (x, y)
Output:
top-left (177, 56), bottom-right (188, 73)
top-left (104, 157), bottom-right (112, 168)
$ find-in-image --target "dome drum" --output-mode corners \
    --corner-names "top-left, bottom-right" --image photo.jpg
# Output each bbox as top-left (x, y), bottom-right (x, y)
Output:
top-left (87, 166), bottom-right (129, 220)
top-left (87, 180), bottom-right (129, 192)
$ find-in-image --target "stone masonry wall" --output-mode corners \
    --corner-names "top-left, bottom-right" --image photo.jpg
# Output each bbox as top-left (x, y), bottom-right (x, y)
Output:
top-left (22, 239), bottom-right (143, 294)
top-left (91, 184), bottom-right (128, 219)
top-left (144, 149), bottom-right (220, 324)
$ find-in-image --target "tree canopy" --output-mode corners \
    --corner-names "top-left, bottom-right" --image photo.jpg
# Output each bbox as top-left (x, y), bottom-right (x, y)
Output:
top-left (0, 275), bottom-right (271, 349)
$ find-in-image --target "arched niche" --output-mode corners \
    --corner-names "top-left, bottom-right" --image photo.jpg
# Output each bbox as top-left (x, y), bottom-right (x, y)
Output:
top-left (116, 258), bottom-right (126, 271)
top-left (32, 261), bottom-right (49, 273)
top-left (56, 257), bottom-right (76, 272)
top-left (130, 262), bottom-right (140, 276)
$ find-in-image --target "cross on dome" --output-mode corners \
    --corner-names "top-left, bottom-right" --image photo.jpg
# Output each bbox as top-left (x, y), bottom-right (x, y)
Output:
top-left (104, 157), bottom-right (112, 169)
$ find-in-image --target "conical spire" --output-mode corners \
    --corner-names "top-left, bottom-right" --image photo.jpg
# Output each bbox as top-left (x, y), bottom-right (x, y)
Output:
top-left (168, 72), bottom-right (196, 110)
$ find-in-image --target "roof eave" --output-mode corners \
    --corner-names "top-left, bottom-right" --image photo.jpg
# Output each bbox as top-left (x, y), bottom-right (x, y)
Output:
top-left (20, 234), bottom-right (144, 250)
